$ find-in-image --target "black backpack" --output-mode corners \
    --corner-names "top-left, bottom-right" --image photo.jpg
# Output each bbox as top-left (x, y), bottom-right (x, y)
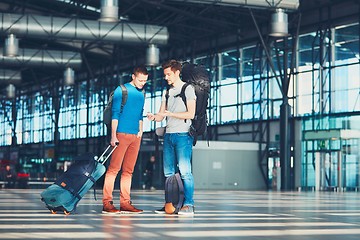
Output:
top-left (103, 84), bottom-right (128, 130)
top-left (164, 173), bottom-right (184, 214)
top-left (166, 62), bottom-right (210, 146)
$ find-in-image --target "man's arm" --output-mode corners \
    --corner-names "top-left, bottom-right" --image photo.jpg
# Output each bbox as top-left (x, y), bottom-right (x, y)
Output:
top-left (146, 99), bottom-right (167, 122)
top-left (111, 119), bottom-right (119, 146)
top-left (163, 99), bottom-right (195, 120)
top-left (110, 87), bottom-right (121, 146)
top-left (137, 120), bottom-right (143, 138)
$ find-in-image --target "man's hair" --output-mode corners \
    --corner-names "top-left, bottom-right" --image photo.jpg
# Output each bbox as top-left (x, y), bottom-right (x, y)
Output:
top-left (162, 59), bottom-right (182, 73)
top-left (133, 65), bottom-right (149, 76)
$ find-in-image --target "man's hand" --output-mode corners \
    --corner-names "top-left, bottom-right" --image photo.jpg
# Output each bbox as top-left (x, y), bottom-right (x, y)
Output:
top-left (146, 112), bottom-right (156, 121)
top-left (137, 131), bottom-right (143, 138)
top-left (110, 136), bottom-right (118, 147)
top-left (163, 110), bottom-right (172, 117)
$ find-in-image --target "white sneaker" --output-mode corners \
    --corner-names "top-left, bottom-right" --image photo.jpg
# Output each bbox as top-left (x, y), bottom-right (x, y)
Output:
top-left (178, 205), bottom-right (194, 215)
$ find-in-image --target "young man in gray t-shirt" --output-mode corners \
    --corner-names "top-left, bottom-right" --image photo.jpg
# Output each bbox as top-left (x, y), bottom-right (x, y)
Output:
top-left (147, 59), bottom-right (196, 215)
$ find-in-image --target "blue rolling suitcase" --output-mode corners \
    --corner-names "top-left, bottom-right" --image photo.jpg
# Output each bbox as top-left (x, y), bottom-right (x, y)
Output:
top-left (40, 145), bottom-right (116, 215)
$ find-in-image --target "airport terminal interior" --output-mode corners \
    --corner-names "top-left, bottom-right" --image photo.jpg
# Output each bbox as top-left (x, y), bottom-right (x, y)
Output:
top-left (0, 0), bottom-right (360, 239)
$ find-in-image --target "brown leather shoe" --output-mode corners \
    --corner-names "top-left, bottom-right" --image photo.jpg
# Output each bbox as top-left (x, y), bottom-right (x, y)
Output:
top-left (102, 201), bottom-right (121, 214)
top-left (120, 201), bottom-right (143, 214)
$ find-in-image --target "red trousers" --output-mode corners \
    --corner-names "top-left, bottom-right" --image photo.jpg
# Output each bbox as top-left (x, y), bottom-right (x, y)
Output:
top-left (102, 133), bottom-right (141, 205)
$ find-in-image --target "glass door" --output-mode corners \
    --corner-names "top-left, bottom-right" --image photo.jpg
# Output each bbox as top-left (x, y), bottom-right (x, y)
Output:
top-left (314, 150), bottom-right (340, 191)
top-left (303, 137), bottom-right (360, 191)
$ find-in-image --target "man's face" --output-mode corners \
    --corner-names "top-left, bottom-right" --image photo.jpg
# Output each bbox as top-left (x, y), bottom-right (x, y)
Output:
top-left (163, 67), bottom-right (179, 86)
top-left (132, 73), bottom-right (148, 89)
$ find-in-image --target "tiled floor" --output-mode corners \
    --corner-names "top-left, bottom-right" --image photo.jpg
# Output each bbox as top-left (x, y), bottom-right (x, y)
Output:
top-left (1, 189), bottom-right (360, 239)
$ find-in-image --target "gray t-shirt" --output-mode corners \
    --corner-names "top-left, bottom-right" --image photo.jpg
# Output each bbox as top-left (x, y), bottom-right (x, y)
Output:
top-left (162, 83), bottom-right (196, 133)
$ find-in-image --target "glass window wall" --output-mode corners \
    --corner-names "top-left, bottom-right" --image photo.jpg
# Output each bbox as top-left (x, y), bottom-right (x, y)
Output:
top-left (0, 22), bottom-right (359, 146)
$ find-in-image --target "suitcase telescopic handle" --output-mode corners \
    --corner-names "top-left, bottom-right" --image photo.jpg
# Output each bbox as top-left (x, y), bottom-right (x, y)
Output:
top-left (98, 142), bottom-right (119, 164)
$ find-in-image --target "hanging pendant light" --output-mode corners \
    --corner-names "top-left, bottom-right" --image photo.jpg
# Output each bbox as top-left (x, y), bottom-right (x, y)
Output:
top-left (99, 0), bottom-right (119, 22)
top-left (6, 84), bottom-right (16, 98)
top-left (269, 9), bottom-right (289, 37)
top-left (4, 34), bottom-right (19, 56)
top-left (64, 67), bottom-right (75, 85)
top-left (146, 44), bottom-right (160, 66)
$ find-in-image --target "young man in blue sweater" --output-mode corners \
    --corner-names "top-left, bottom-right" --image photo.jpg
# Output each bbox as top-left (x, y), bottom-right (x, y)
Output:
top-left (102, 65), bottom-right (148, 214)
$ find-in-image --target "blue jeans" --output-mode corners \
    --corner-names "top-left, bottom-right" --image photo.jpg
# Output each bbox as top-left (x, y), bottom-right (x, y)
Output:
top-left (163, 132), bottom-right (194, 206)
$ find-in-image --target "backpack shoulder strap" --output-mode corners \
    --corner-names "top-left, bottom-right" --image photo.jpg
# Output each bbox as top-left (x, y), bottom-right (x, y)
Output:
top-left (176, 83), bottom-right (191, 123)
top-left (178, 83), bottom-right (190, 109)
top-left (166, 83), bottom-right (190, 113)
top-left (165, 87), bottom-right (170, 110)
top-left (120, 84), bottom-right (128, 114)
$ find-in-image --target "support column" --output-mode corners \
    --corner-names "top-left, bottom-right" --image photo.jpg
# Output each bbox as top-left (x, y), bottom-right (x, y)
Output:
top-left (53, 78), bottom-right (61, 162)
top-left (280, 100), bottom-right (291, 190)
top-left (11, 97), bottom-right (17, 146)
